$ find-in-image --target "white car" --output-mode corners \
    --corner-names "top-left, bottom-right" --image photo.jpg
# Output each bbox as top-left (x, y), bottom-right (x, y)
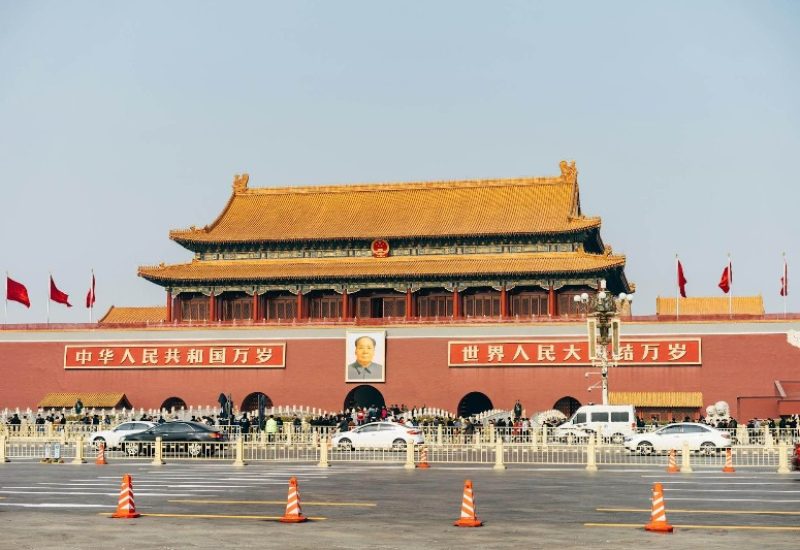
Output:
top-left (88, 421), bottom-right (157, 449)
top-left (624, 422), bottom-right (731, 455)
top-left (331, 421), bottom-right (425, 450)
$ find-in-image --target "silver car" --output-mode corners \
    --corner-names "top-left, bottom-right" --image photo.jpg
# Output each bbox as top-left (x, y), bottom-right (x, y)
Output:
top-left (624, 422), bottom-right (731, 455)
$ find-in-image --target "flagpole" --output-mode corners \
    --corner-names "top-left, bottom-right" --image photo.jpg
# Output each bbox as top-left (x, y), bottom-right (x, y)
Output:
top-left (727, 253), bottom-right (732, 318)
top-left (675, 254), bottom-right (680, 320)
top-left (46, 273), bottom-right (50, 324)
top-left (4, 271), bottom-right (8, 324)
top-left (89, 268), bottom-right (94, 324)
top-left (783, 252), bottom-right (788, 319)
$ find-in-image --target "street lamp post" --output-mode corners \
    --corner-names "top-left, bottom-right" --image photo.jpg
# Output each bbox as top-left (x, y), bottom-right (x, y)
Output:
top-left (574, 280), bottom-right (633, 405)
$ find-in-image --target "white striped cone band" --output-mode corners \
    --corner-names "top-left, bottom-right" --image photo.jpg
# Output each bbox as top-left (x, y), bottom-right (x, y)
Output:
top-left (650, 493), bottom-right (666, 521)
top-left (460, 491), bottom-right (475, 518)
top-left (285, 488), bottom-right (301, 515)
top-left (118, 488), bottom-right (136, 511)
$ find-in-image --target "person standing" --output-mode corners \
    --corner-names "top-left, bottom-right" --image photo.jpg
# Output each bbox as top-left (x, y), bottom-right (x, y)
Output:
top-left (240, 413), bottom-right (251, 438)
top-left (265, 415), bottom-right (278, 442)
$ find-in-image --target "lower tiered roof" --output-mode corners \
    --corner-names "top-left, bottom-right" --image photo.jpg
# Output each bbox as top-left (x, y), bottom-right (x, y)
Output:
top-left (139, 250), bottom-right (628, 287)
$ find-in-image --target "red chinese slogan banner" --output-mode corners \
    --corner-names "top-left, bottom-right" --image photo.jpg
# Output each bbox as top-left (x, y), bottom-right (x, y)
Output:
top-left (448, 339), bottom-right (701, 367)
top-left (64, 342), bottom-right (286, 369)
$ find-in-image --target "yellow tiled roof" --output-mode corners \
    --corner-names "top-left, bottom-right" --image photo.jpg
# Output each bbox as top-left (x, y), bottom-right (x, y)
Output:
top-left (99, 306), bottom-right (167, 324)
top-left (656, 296), bottom-right (764, 316)
top-left (609, 392), bottom-right (704, 408)
top-left (138, 251), bottom-right (626, 283)
top-left (38, 392), bottom-right (132, 409)
top-left (170, 169), bottom-right (599, 244)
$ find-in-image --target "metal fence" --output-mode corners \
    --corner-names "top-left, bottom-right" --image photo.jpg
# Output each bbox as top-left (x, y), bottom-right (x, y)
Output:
top-left (0, 436), bottom-right (794, 471)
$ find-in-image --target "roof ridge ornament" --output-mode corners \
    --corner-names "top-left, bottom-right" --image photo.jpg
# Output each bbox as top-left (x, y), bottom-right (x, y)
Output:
top-left (559, 160), bottom-right (577, 183)
top-left (233, 173), bottom-right (250, 192)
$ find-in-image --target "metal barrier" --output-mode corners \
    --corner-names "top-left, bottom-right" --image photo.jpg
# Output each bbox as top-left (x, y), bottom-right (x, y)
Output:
top-left (0, 432), bottom-right (795, 468)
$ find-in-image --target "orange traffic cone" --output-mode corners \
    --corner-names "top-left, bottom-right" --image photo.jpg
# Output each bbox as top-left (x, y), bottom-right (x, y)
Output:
top-left (644, 482), bottom-right (673, 533)
top-left (454, 479), bottom-right (483, 527)
top-left (417, 446), bottom-right (430, 469)
top-left (111, 474), bottom-right (140, 519)
top-left (666, 449), bottom-right (679, 473)
top-left (279, 476), bottom-right (308, 523)
top-left (96, 442), bottom-right (108, 465)
top-left (722, 448), bottom-right (735, 473)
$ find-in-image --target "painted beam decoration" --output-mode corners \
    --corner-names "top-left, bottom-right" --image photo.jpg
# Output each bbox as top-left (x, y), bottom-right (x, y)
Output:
top-left (64, 342), bottom-right (286, 369)
top-left (448, 339), bottom-right (701, 367)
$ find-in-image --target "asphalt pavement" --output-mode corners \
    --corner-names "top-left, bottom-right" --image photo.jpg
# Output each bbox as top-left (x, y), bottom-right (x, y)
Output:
top-left (1, 461), bottom-right (798, 549)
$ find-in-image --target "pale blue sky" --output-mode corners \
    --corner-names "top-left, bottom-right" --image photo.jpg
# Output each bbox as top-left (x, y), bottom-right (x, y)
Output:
top-left (1, 1), bottom-right (798, 323)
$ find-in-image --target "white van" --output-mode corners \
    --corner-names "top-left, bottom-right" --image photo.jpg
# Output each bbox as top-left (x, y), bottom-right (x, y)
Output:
top-left (553, 405), bottom-right (637, 443)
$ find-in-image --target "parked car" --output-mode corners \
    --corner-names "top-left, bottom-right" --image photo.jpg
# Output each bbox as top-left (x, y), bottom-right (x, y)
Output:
top-left (553, 405), bottom-right (637, 443)
top-left (793, 443), bottom-right (800, 471)
top-left (87, 421), bottom-right (157, 449)
top-left (331, 421), bottom-right (424, 450)
top-left (624, 422), bottom-right (731, 455)
top-left (120, 420), bottom-right (228, 456)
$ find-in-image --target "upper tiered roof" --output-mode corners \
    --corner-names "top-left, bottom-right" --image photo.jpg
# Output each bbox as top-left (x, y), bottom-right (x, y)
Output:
top-left (170, 161), bottom-right (598, 247)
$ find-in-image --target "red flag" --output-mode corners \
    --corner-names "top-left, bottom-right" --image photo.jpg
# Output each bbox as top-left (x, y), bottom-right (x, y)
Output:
top-left (6, 277), bottom-right (31, 308)
top-left (50, 276), bottom-right (72, 307)
top-left (718, 264), bottom-right (732, 294)
top-left (677, 260), bottom-right (688, 298)
top-left (780, 260), bottom-right (788, 297)
top-left (86, 273), bottom-right (96, 308)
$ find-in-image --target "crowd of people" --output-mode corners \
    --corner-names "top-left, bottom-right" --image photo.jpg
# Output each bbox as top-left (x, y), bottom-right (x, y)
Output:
top-left (5, 402), bottom-right (800, 441)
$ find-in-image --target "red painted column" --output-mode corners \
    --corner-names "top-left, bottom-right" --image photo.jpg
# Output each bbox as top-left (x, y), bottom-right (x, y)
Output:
top-left (166, 290), bottom-right (173, 323)
top-left (252, 293), bottom-right (259, 321)
top-left (296, 292), bottom-right (304, 320)
top-left (548, 285), bottom-right (556, 317)
top-left (209, 293), bottom-right (216, 322)
top-left (500, 286), bottom-right (507, 318)
top-left (452, 287), bottom-right (460, 318)
top-left (405, 289), bottom-right (412, 319)
top-left (342, 291), bottom-right (349, 319)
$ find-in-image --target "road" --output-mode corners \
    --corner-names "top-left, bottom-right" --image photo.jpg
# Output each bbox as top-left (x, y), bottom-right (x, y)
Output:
top-left (1, 461), bottom-right (798, 549)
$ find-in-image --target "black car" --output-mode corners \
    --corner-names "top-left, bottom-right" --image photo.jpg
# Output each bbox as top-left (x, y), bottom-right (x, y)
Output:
top-left (120, 420), bottom-right (228, 457)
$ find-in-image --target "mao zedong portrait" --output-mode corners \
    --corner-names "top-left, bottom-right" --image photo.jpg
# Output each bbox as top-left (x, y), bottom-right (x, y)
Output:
top-left (347, 335), bottom-right (384, 381)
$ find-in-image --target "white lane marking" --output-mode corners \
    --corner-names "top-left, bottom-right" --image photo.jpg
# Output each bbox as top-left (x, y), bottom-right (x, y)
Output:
top-left (0, 503), bottom-right (107, 508)
top-left (656, 481), bottom-right (796, 486)
top-left (0, 490), bottom-right (200, 497)
top-left (641, 475), bottom-right (781, 480)
top-left (667, 497), bottom-right (800, 503)
top-left (666, 488), bottom-right (800, 493)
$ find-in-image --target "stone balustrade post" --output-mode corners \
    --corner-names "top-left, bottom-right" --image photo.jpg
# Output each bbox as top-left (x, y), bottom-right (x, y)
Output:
top-left (233, 437), bottom-right (246, 467)
top-left (404, 440), bottom-right (415, 470)
top-left (680, 441), bottom-right (693, 473)
top-left (585, 434), bottom-right (598, 472)
top-left (493, 439), bottom-right (506, 470)
top-left (71, 436), bottom-right (85, 464)
top-left (777, 440), bottom-right (790, 474)
top-left (151, 436), bottom-right (164, 465)
top-left (318, 437), bottom-right (330, 468)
